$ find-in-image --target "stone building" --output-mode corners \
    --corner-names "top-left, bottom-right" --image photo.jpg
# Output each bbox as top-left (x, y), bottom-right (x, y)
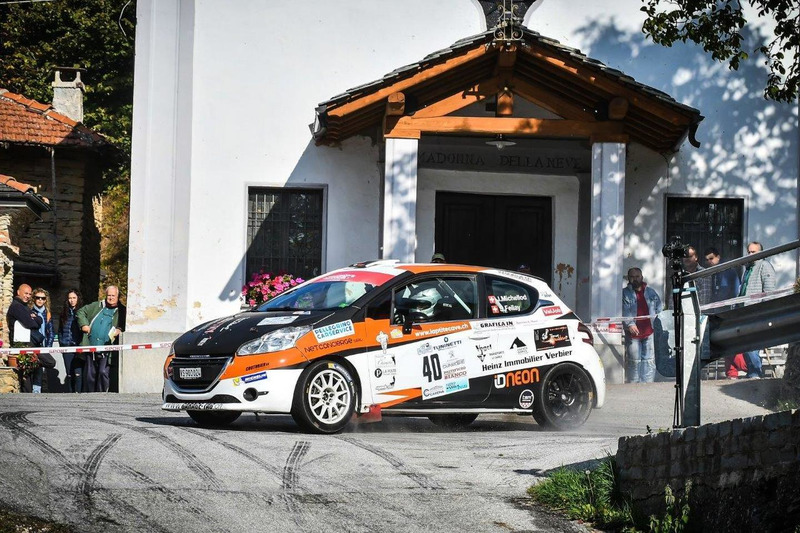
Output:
top-left (0, 70), bottom-right (112, 343)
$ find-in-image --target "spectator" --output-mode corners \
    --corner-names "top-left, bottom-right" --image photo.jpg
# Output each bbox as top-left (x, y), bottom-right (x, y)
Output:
top-left (30, 288), bottom-right (55, 392)
top-left (59, 289), bottom-right (84, 392)
top-left (703, 247), bottom-right (745, 379)
top-left (622, 268), bottom-right (663, 383)
top-left (704, 247), bottom-right (741, 303)
top-left (682, 246), bottom-right (711, 306)
top-left (738, 241), bottom-right (776, 378)
top-left (431, 253), bottom-right (446, 263)
top-left (78, 286), bottom-right (126, 392)
top-left (6, 284), bottom-right (44, 392)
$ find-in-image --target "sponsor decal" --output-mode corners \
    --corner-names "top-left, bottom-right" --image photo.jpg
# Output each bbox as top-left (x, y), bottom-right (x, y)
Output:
top-left (242, 371), bottom-right (268, 383)
top-left (544, 349), bottom-right (572, 360)
top-left (313, 320), bottom-right (355, 342)
top-left (473, 320), bottom-right (515, 331)
top-left (245, 362), bottom-right (270, 371)
top-left (443, 369), bottom-right (467, 380)
top-left (375, 355), bottom-right (396, 368)
top-left (416, 342), bottom-right (434, 355)
top-left (374, 367), bottom-right (397, 378)
top-left (442, 357), bottom-right (465, 370)
top-left (221, 317), bottom-right (249, 331)
top-left (390, 329), bottom-right (403, 339)
top-left (445, 378), bottom-right (469, 393)
top-left (165, 402), bottom-right (224, 411)
top-left (257, 315), bottom-right (298, 326)
top-left (201, 318), bottom-right (228, 335)
top-left (197, 337), bottom-right (209, 347)
top-left (534, 325), bottom-right (572, 351)
top-left (542, 306), bottom-right (563, 317)
top-left (510, 337), bottom-right (528, 355)
top-left (475, 343), bottom-right (492, 362)
top-left (375, 377), bottom-right (396, 392)
top-left (413, 323), bottom-right (470, 338)
top-left (423, 384), bottom-right (446, 399)
top-left (519, 389), bottom-right (534, 409)
top-left (292, 311), bottom-right (311, 315)
top-left (304, 337), bottom-right (354, 353)
top-left (481, 362), bottom-right (502, 372)
top-left (232, 378), bottom-right (241, 387)
top-left (433, 336), bottom-right (463, 351)
top-left (376, 331), bottom-right (389, 353)
top-left (494, 368), bottom-right (540, 389)
top-left (488, 350), bottom-right (505, 361)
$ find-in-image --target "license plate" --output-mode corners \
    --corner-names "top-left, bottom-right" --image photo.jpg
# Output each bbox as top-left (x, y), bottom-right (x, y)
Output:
top-left (179, 367), bottom-right (202, 380)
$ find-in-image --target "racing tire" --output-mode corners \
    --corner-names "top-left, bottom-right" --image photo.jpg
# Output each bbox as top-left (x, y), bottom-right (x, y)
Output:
top-left (187, 410), bottom-right (241, 428)
top-left (292, 360), bottom-right (356, 434)
top-left (532, 363), bottom-right (593, 430)
top-left (428, 413), bottom-right (479, 430)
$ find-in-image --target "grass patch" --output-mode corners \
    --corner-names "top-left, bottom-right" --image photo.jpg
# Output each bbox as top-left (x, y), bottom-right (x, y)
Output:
top-left (0, 508), bottom-right (73, 533)
top-left (527, 456), bottom-right (634, 530)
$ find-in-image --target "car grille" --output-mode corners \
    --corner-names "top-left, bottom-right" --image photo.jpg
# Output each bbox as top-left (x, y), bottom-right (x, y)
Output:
top-left (170, 355), bottom-right (232, 391)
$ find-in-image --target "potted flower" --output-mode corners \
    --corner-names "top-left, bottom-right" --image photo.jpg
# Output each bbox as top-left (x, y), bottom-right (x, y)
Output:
top-left (242, 271), bottom-right (304, 308)
top-left (16, 352), bottom-right (40, 375)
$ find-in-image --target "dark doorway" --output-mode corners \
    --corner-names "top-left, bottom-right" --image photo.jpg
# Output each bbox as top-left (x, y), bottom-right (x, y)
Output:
top-left (435, 192), bottom-right (553, 280)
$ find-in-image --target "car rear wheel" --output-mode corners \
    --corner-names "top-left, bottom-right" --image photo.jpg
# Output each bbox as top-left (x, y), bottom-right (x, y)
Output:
top-left (428, 413), bottom-right (478, 430)
top-left (292, 360), bottom-right (356, 434)
top-left (532, 363), bottom-right (593, 430)
top-left (187, 410), bottom-right (241, 428)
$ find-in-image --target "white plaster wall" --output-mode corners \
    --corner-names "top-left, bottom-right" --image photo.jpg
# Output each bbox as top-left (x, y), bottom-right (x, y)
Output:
top-left (530, 0), bottom-right (799, 292)
top-left (417, 169), bottom-right (580, 309)
top-left (130, 0), bottom-right (485, 332)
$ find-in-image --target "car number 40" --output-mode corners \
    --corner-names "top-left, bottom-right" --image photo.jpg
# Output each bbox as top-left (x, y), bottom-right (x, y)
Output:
top-left (422, 354), bottom-right (442, 382)
top-left (179, 367), bottom-right (202, 380)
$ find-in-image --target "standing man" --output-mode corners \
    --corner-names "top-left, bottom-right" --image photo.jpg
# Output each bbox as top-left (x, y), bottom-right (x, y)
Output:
top-left (704, 247), bottom-right (741, 303)
top-left (78, 285), bottom-right (126, 392)
top-left (622, 268), bottom-right (663, 383)
top-left (738, 241), bottom-right (776, 378)
top-left (6, 284), bottom-right (44, 392)
top-left (683, 246), bottom-right (711, 306)
top-left (704, 247), bottom-right (745, 379)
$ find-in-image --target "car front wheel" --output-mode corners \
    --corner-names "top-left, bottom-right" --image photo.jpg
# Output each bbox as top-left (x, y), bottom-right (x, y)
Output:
top-left (292, 360), bottom-right (356, 434)
top-left (187, 410), bottom-right (241, 428)
top-left (532, 363), bottom-right (594, 430)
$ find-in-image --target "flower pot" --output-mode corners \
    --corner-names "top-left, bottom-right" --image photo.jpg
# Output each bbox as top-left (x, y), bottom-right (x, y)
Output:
top-left (6, 355), bottom-right (18, 368)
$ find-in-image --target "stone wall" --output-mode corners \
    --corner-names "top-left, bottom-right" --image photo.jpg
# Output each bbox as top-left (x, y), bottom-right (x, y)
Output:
top-left (0, 145), bottom-right (103, 313)
top-left (616, 410), bottom-right (800, 531)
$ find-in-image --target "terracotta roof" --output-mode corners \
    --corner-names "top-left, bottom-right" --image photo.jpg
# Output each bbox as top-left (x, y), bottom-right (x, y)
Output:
top-left (312, 28), bottom-right (704, 153)
top-left (0, 173), bottom-right (51, 213)
top-left (0, 89), bottom-right (108, 149)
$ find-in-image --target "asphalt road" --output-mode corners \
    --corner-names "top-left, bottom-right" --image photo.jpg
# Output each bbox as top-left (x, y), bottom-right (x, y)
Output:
top-left (0, 380), bottom-right (778, 532)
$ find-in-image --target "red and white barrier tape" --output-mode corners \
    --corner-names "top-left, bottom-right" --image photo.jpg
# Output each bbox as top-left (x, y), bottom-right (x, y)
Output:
top-left (0, 341), bottom-right (173, 356)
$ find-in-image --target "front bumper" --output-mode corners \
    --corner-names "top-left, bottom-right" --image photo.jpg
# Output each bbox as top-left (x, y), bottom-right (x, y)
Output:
top-left (162, 369), bottom-right (303, 413)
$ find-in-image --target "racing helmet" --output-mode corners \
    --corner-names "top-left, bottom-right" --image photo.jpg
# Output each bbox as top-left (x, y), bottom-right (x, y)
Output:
top-left (410, 286), bottom-right (442, 317)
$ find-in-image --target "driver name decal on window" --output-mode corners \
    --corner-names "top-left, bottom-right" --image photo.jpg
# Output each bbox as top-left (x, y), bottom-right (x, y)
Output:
top-left (313, 320), bottom-right (355, 342)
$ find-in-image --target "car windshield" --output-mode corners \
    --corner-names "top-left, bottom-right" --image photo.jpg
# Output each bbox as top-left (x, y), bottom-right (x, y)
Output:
top-left (256, 280), bottom-right (376, 311)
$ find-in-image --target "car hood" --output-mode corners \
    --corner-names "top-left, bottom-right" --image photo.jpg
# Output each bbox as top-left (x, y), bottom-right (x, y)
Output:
top-left (172, 310), bottom-right (334, 355)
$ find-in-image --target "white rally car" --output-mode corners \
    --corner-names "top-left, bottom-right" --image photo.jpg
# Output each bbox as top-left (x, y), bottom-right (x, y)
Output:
top-left (163, 261), bottom-right (605, 433)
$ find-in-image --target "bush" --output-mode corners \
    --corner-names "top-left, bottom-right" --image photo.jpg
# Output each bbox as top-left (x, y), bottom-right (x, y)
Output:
top-left (241, 271), bottom-right (304, 307)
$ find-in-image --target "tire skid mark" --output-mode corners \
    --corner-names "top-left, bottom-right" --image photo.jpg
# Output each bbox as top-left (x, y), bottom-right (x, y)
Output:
top-left (78, 433), bottom-right (122, 497)
top-left (0, 411), bottom-right (83, 476)
top-left (86, 416), bottom-right (223, 490)
top-left (282, 440), bottom-right (311, 526)
top-left (115, 462), bottom-right (226, 531)
top-left (334, 435), bottom-right (440, 490)
top-left (177, 426), bottom-right (283, 479)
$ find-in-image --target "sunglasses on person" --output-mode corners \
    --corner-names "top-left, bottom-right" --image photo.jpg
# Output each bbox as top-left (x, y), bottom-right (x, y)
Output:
top-left (34, 295), bottom-right (46, 301)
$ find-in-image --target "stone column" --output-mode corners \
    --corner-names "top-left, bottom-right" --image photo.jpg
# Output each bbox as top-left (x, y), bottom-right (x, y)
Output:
top-left (381, 138), bottom-right (418, 262)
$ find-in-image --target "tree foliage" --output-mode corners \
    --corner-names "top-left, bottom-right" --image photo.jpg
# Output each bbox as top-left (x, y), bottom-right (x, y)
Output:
top-left (0, 0), bottom-right (135, 295)
top-left (641, 0), bottom-right (799, 102)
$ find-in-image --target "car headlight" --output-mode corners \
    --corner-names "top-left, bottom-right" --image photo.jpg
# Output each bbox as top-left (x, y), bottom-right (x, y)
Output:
top-left (236, 326), bottom-right (311, 355)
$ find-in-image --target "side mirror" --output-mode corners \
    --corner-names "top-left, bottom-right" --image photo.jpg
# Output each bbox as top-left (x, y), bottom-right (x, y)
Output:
top-left (402, 311), bottom-right (427, 334)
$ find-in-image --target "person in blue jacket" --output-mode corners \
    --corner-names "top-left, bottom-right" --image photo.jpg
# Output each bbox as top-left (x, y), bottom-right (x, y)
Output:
top-left (59, 289), bottom-right (84, 392)
top-left (622, 268), bottom-right (663, 383)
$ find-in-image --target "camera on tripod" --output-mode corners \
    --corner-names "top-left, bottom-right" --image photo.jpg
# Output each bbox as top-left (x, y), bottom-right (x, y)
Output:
top-left (662, 236), bottom-right (689, 271)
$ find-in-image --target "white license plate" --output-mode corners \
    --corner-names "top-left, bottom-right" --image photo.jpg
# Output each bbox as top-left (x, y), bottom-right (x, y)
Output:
top-left (179, 367), bottom-right (202, 380)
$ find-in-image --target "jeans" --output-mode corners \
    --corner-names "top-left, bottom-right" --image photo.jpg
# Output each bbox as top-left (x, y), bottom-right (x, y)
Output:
top-left (743, 350), bottom-right (763, 378)
top-left (20, 367), bottom-right (43, 393)
top-left (85, 352), bottom-right (111, 392)
top-left (62, 352), bottom-right (84, 393)
top-left (626, 334), bottom-right (656, 383)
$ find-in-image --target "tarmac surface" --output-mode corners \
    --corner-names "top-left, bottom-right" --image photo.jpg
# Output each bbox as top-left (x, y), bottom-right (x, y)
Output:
top-left (0, 379), bottom-right (780, 532)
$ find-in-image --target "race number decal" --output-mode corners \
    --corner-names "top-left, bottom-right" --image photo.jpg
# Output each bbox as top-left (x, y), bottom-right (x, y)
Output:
top-left (422, 354), bottom-right (442, 383)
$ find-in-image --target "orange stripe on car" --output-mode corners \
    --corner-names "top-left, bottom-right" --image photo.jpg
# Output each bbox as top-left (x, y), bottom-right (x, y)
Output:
top-left (379, 388), bottom-right (423, 408)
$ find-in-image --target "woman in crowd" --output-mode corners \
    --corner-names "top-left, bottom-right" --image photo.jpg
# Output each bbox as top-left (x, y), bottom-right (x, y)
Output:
top-left (29, 288), bottom-right (55, 392)
top-left (59, 289), bottom-right (84, 392)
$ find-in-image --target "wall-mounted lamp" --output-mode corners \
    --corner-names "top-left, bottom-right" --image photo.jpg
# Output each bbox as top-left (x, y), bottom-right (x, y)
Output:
top-left (486, 134), bottom-right (516, 150)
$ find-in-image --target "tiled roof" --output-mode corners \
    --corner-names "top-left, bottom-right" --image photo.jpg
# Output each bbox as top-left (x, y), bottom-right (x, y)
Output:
top-left (313, 27), bottom-right (703, 152)
top-left (0, 173), bottom-right (51, 211)
top-left (0, 89), bottom-right (108, 149)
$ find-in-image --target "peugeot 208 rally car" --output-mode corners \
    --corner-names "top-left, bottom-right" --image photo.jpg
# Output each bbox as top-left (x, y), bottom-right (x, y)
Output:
top-left (163, 261), bottom-right (606, 434)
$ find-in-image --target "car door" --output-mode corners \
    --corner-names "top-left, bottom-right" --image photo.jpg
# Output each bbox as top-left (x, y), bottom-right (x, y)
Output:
top-left (361, 274), bottom-right (489, 408)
